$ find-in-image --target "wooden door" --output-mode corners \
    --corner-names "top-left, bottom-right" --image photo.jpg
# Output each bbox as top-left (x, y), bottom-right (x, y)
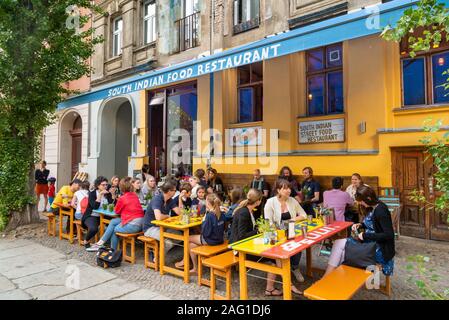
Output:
top-left (71, 133), bottom-right (82, 180)
top-left (148, 103), bottom-right (165, 180)
top-left (393, 148), bottom-right (449, 241)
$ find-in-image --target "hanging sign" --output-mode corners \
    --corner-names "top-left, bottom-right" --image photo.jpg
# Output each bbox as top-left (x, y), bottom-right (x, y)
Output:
top-left (298, 118), bottom-right (345, 144)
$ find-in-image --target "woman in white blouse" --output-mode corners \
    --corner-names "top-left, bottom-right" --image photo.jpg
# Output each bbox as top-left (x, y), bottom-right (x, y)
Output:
top-left (345, 173), bottom-right (369, 200)
top-left (263, 179), bottom-right (307, 296)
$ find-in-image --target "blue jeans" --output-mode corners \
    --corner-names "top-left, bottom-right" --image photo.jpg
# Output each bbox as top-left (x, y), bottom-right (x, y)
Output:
top-left (101, 218), bottom-right (142, 250)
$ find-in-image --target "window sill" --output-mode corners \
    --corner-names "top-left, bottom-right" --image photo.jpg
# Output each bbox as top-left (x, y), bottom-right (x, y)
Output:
top-left (233, 18), bottom-right (260, 35)
top-left (228, 121), bottom-right (263, 129)
top-left (393, 104), bottom-right (449, 115)
top-left (106, 55), bottom-right (122, 63)
top-left (297, 113), bottom-right (345, 120)
top-left (133, 42), bottom-right (156, 53)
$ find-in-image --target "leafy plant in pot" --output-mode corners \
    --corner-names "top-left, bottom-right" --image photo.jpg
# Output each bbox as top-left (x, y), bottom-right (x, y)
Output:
top-left (255, 216), bottom-right (272, 244)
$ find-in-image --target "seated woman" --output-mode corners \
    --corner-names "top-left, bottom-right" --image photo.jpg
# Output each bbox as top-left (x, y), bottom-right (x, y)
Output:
top-left (324, 185), bottom-right (395, 277)
top-left (265, 179), bottom-right (307, 284)
top-left (175, 193), bottom-right (226, 273)
top-left (88, 177), bottom-right (145, 251)
top-left (108, 175), bottom-right (121, 204)
top-left (345, 173), bottom-right (369, 201)
top-left (223, 187), bottom-right (244, 238)
top-left (141, 174), bottom-right (159, 200)
top-left (206, 168), bottom-right (224, 195)
top-left (82, 176), bottom-right (113, 251)
top-left (132, 178), bottom-right (144, 203)
top-left (229, 189), bottom-right (303, 297)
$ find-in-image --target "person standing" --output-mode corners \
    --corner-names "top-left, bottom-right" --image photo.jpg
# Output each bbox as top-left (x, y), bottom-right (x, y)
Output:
top-left (323, 177), bottom-right (354, 222)
top-left (136, 164), bottom-right (150, 184)
top-left (35, 160), bottom-right (50, 212)
top-left (47, 177), bottom-right (56, 210)
top-left (299, 167), bottom-right (321, 217)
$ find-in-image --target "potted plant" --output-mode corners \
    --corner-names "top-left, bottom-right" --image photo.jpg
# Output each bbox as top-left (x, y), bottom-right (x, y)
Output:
top-left (320, 207), bottom-right (334, 226)
top-left (255, 216), bottom-right (272, 244)
top-left (181, 207), bottom-right (191, 225)
top-left (143, 192), bottom-right (153, 206)
top-left (107, 204), bottom-right (115, 213)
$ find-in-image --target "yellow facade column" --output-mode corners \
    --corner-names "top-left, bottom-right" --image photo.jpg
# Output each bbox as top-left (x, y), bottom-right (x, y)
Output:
top-left (135, 89), bottom-right (148, 171)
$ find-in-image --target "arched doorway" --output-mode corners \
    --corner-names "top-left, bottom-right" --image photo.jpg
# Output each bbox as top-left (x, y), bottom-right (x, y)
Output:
top-left (59, 111), bottom-right (83, 186)
top-left (98, 97), bottom-right (133, 179)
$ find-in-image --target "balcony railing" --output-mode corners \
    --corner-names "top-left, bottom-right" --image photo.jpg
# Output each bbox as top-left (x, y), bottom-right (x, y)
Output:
top-left (174, 12), bottom-right (200, 53)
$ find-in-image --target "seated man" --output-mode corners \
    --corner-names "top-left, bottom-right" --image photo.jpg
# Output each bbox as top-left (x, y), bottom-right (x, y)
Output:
top-left (143, 180), bottom-right (185, 253)
top-left (323, 177), bottom-right (353, 222)
top-left (50, 179), bottom-right (82, 232)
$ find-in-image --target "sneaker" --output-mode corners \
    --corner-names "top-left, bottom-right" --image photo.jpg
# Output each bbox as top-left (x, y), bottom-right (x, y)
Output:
top-left (292, 268), bottom-right (305, 283)
top-left (86, 243), bottom-right (102, 252)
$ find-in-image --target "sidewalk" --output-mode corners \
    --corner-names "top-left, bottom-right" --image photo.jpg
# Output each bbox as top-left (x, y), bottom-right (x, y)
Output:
top-left (0, 238), bottom-right (170, 300)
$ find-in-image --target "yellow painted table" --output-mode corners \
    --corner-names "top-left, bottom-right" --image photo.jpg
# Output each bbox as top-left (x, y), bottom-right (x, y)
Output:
top-left (152, 216), bottom-right (203, 284)
top-left (229, 220), bottom-right (352, 300)
top-left (53, 202), bottom-right (75, 244)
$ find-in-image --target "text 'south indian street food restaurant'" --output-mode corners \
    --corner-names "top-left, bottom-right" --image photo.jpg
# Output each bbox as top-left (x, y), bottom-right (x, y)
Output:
top-left (58, 0), bottom-right (449, 241)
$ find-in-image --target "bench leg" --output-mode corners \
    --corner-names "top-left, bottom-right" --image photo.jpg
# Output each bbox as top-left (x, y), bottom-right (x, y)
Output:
top-left (144, 242), bottom-right (150, 269)
top-left (152, 242), bottom-right (159, 271)
top-left (130, 238), bottom-right (135, 264)
top-left (197, 256), bottom-right (203, 286)
top-left (380, 275), bottom-right (391, 297)
top-left (225, 268), bottom-right (232, 300)
top-left (210, 267), bottom-right (216, 300)
top-left (77, 226), bottom-right (82, 246)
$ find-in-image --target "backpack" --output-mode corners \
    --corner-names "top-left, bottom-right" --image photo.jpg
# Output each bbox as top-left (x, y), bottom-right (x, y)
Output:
top-left (80, 196), bottom-right (89, 215)
top-left (96, 247), bottom-right (122, 268)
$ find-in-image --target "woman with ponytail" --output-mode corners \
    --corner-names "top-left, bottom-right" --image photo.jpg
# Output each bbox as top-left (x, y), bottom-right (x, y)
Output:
top-left (174, 193), bottom-right (226, 273)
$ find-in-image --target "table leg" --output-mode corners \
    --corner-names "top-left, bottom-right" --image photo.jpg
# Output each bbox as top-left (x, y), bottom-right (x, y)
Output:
top-left (184, 229), bottom-right (190, 284)
top-left (239, 252), bottom-right (248, 300)
top-left (99, 215), bottom-right (104, 237)
top-left (281, 258), bottom-right (292, 300)
top-left (306, 247), bottom-right (313, 277)
top-left (160, 226), bottom-right (165, 275)
top-left (58, 211), bottom-right (63, 240)
top-left (69, 210), bottom-right (74, 244)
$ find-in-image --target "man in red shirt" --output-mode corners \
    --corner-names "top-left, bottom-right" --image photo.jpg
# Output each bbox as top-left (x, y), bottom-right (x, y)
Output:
top-left (87, 177), bottom-right (144, 252)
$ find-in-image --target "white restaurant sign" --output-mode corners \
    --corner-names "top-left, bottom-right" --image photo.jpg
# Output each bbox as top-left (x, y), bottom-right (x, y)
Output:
top-left (298, 118), bottom-right (345, 144)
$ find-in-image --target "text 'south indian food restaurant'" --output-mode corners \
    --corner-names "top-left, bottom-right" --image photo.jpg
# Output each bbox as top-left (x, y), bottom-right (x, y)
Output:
top-left (59, 0), bottom-right (449, 241)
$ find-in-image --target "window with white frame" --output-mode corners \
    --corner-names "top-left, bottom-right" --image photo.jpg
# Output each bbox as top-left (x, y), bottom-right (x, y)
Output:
top-left (112, 17), bottom-right (123, 57)
top-left (143, 1), bottom-right (156, 44)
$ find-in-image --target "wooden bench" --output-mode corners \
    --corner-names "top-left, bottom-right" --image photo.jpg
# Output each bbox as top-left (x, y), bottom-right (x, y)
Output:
top-left (137, 235), bottom-right (159, 271)
top-left (191, 241), bottom-right (230, 287)
top-left (304, 265), bottom-right (392, 300)
top-left (74, 220), bottom-right (98, 246)
top-left (304, 265), bottom-right (372, 300)
top-left (116, 232), bottom-right (144, 264)
top-left (45, 212), bottom-right (56, 236)
top-left (202, 251), bottom-right (239, 300)
top-left (72, 172), bottom-right (88, 182)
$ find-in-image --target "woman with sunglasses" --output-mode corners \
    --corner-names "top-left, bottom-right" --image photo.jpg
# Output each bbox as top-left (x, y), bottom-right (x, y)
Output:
top-left (82, 176), bottom-right (114, 251)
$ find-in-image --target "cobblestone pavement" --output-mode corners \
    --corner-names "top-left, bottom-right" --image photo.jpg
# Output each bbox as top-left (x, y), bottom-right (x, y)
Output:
top-left (2, 214), bottom-right (449, 300)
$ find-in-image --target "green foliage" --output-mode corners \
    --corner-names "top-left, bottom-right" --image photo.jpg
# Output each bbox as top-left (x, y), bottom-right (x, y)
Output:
top-left (0, 1), bottom-right (103, 230)
top-left (255, 216), bottom-right (271, 234)
top-left (407, 255), bottom-right (448, 300)
top-left (381, 0), bottom-right (449, 57)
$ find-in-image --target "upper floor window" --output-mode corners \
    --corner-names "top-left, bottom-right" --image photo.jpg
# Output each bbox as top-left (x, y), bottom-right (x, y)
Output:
top-left (306, 43), bottom-right (343, 115)
top-left (112, 17), bottom-right (123, 57)
top-left (238, 62), bottom-right (263, 123)
top-left (174, 0), bottom-right (200, 53)
top-left (401, 47), bottom-right (449, 106)
top-left (143, 1), bottom-right (157, 44)
top-left (233, 0), bottom-right (260, 34)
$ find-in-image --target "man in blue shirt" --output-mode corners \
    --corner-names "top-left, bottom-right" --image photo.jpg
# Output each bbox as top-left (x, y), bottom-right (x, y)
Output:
top-left (143, 181), bottom-right (184, 252)
top-left (300, 167), bottom-right (321, 217)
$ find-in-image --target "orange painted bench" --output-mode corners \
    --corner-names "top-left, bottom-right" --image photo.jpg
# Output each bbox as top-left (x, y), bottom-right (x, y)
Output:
top-left (191, 241), bottom-right (230, 287)
top-left (202, 251), bottom-right (239, 300)
top-left (74, 220), bottom-right (98, 246)
top-left (137, 235), bottom-right (159, 271)
top-left (116, 232), bottom-right (144, 264)
top-left (45, 212), bottom-right (56, 237)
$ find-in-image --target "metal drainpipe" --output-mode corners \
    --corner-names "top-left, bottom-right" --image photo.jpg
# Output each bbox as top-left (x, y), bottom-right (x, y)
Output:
top-left (209, 0), bottom-right (215, 165)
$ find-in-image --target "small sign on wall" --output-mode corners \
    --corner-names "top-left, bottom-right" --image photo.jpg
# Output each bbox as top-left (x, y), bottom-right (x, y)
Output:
top-left (298, 118), bottom-right (345, 144)
top-left (229, 126), bottom-right (262, 147)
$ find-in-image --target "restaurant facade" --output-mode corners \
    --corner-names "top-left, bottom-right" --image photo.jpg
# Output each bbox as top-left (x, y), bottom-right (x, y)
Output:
top-left (52, 0), bottom-right (449, 241)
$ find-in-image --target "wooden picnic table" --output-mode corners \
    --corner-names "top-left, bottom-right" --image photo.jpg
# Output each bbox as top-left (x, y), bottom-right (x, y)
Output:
top-left (53, 202), bottom-right (75, 244)
top-left (151, 215), bottom-right (203, 284)
top-left (229, 219), bottom-right (352, 300)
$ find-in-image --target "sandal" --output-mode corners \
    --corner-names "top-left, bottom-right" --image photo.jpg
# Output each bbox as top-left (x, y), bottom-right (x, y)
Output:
top-left (264, 288), bottom-right (283, 297)
top-left (175, 261), bottom-right (184, 269)
top-left (291, 286), bottom-right (303, 295)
